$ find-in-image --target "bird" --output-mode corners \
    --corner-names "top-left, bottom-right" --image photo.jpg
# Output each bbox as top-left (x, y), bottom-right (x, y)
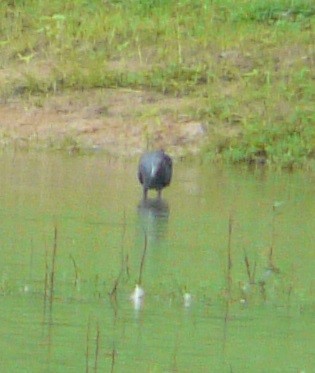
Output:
top-left (138, 150), bottom-right (172, 200)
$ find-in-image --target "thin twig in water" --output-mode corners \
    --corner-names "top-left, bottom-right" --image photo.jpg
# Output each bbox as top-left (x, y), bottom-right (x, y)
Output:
top-left (125, 253), bottom-right (130, 279)
top-left (243, 249), bottom-right (257, 287)
top-left (120, 209), bottom-right (126, 268)
top-left (138, 231), bottom-right (148, 285)
top-left (243, 249), bottom-right (251, 282)
top-left (222, 299), bottom-right (230, 353)
top-left (223, 215), bottom-right (233, 352)
top-left (259, 281), bottom-right (266, 302)
top-left (110, 343), bottom-right (117, 373)
top-left (226, 215), bottom-right (233, 295)
top-left (49, 226), bottom-right (58, 311)
top-left (86, 318), bottom-right (91, 373)
top-left (43, 247), bottom-right (49, 317)
top-left (109, 255), bottom-right (130, 299)
top-left (94, 322), bottom-right (100, 372)
top-left (69, 254), bottom-right (79, 289)
top-left (269, 204), bottom-right (277, 268)
top-left (109, 210), bottom-right (128, 299)
top-left (252, 261), bottom-right (257, 283)
top-left (121, 210), bottom-right (130, 280)
top-left (109, 273), bottom-right (121, 300)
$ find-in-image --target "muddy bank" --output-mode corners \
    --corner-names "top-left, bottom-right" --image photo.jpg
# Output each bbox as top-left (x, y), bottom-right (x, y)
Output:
top-left (0, 89), bottom-right (207, 157)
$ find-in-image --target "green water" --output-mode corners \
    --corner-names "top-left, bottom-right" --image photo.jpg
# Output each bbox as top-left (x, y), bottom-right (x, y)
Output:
top-left (0, 152), bottom-right (314, 372)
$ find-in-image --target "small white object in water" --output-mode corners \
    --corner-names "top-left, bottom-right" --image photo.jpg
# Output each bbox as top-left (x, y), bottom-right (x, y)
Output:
top-left (130, 284), bottom-right (145, 300)
top-left (130, 284), bottom-right (145, 310)
top-left (183, 292), bottom-right (192, 308)
top-left (273, 200), bottom-right (284, 209)
top-left (23, 285), bottom-right (30, 293)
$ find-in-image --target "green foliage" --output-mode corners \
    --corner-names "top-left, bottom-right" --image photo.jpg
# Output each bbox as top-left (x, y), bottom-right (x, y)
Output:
top-left (206, 109), bottom-right (315, 168)
top-left (230, 0), bottom-right (315, 22)
top-left (0, 0), bottom-right (314, 166)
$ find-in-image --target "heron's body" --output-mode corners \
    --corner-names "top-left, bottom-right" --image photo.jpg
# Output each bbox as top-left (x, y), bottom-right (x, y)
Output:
top-left (138, 150), bottom-right (172, 199)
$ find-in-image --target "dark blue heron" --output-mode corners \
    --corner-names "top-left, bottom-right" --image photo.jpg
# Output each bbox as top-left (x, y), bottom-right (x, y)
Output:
top-left (138, 150), bottom-right (172, 199)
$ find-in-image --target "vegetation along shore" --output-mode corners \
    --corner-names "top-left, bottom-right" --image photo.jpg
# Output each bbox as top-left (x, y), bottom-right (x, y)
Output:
top-left (0, 0), bottom-right (314, 168)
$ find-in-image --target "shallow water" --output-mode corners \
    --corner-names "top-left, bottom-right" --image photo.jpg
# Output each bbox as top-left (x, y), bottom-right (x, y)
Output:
top-left (0, 151), bottom-right (314, 372)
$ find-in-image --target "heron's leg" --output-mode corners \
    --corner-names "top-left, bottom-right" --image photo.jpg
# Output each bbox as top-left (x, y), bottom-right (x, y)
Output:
top-left (143, 188), bottom-right (148, 200)
top-left (157, 189), bottom-right (162, 199)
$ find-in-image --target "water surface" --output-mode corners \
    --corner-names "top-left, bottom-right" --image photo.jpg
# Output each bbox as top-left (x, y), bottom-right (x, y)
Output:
top-left (0, 151), bottom-right (314, 372)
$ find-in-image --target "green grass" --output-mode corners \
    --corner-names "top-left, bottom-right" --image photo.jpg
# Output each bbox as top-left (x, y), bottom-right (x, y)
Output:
top-left (0, 0), bottom-right (314, 167)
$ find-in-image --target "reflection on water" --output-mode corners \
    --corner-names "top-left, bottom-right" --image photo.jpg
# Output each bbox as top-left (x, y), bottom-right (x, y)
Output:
top-left (0, 152), bottom-right (314, 372)
top-left (137, 197), bottom-right (170, 243)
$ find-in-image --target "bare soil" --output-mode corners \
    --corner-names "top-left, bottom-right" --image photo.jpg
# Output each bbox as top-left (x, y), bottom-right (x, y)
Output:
top-left (0, 88), bottom-right (207, 157)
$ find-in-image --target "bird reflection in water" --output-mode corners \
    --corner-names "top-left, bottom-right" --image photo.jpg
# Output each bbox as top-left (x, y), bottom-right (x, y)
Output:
top-left (132, 198), bottom-right (170, 311)
top-left (137, 197), bottom-right (170, 243)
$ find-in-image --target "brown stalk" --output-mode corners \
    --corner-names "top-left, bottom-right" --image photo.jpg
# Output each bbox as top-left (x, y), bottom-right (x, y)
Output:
top-left (110, 344), bottom-right (117, 373)
top-left (69, 254), bottom-right (79, 288)
top-left (49, 226), bottom-right (58, 312)
top-left (85, 318), bottom-right (91, 373)
top-left (226, 214), bottom-right (233, 295)
top-left (138, 231), bottom-right (148, 285)
top-left (94, 322), bottom-right (100, 372)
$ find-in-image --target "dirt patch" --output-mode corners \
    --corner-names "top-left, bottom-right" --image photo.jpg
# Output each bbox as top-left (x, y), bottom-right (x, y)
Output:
top-left (0, 88), bottom-right (207, 157)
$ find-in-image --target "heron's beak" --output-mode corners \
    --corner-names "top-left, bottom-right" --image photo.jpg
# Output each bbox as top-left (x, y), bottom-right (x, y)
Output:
top-left (150, 165), bottom-right (157, 177)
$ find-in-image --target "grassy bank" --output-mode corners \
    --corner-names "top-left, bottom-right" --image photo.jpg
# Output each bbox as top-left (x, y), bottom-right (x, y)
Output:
top-left (0, 0), bottom-right (314, 167)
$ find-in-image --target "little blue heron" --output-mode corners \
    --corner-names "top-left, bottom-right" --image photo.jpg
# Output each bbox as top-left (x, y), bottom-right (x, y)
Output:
top-left (138, 150), bottom-right (172, 199)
